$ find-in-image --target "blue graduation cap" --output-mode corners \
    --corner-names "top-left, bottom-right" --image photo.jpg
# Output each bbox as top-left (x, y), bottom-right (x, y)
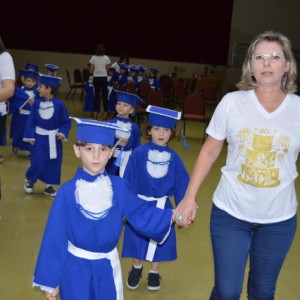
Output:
top-left (25, 63), bottom-right (39, 72)
top-left (146, 105), bottom-right (181, 129)
top-left (149, 68), bottom-right (159, 74)
top-left (108, 67), bottom-right (116, 72)
top-left (119, 63), bottom-right (129, 71)
top-left (18, 69), bottom-right (26, 76)
top-left (138, 65), bottom-right (147, 72)
top-left (45, 64), bottom-right (59, 72)
top-left (39, 74), bottom-right (62, 87)
top-left (129, 65), bottom-right (139, 72)
top-left (70, 117), bottom-right (129, 146)
top-left (23, 70), bottom-right (39, 79)
top-left (116, 90), bottom-right (142, 107)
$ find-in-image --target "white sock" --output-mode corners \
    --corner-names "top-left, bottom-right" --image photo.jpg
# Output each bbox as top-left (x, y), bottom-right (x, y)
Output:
top-left (149, 270), bottom-right (159, 274)
top-left (133, 263), bottom-right (143, 269)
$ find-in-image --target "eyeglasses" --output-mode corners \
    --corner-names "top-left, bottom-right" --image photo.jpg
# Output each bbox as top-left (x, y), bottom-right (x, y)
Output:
top-left (252, 52), bottom-right (285, 63)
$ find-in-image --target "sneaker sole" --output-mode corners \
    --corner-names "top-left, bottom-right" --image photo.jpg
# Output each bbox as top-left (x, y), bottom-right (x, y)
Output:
top-left (126, 282), bottom-right (140, 290)
top-left (147, 285), bottom-right (161, 291)
top-left (44, 192), bottom-right (56, 197)
top-left (24, 185), bottom-right (33, 193)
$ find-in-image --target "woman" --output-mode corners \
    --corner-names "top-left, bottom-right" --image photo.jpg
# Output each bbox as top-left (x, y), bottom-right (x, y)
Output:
top-left (0, 35), bottom-right (15, 162)
top-left (174, 31), bottom-right (299, 299)
top-left (89, 44), bottom-right (111, 119)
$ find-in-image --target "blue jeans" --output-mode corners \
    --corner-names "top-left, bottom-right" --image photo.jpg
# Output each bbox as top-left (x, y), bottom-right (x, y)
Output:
top-left (209, 204), bottom-right (296, 300)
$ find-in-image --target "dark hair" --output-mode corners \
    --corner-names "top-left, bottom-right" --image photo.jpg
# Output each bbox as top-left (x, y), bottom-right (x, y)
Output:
top-left (75, 140), bottom-right (112, 148)
top-left (118, 54), bottom-right (129, 64)
top-left (0, 35), bottom-right (7, 54)
top-left (143, 124), bottom-right (176, 140)
top-left (95, 44), bottom-right (105, 56)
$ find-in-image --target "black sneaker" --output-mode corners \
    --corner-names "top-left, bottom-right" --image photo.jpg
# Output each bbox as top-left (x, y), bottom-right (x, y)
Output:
top-left (44, 186), bottom-right (57, 197)
top-left (147, 272), bottom-right (161, 291)
top-left (24, 179), bottom-right (34, 193)
top-left (127, 265), bottom-right (143, 289)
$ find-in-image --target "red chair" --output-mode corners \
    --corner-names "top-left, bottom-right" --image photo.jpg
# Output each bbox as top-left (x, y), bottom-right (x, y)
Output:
top-left (72, 68), bottom-right (84, 99)
top-left (138, 80), bottom-right (151, 100)
top-left (201, 83), bottom-right (218, 105)
top-left (172, 80), bottom-right (186, 109)
top-left (159, 75), bottom-right (173, 107)
top-left (178, 93), bottom-right (209, 143)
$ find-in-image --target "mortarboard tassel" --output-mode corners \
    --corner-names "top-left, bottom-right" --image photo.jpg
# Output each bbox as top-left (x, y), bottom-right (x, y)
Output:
top-left (114, 147), bottom-right (124, 167)
top-left (183, 134), bottom-right (189, 150)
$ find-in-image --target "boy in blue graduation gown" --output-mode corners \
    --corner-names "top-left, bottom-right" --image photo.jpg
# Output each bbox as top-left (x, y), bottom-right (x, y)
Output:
top-left (148, 68), bottom-right (161, 90)
top-left (106, 91), bottom-right (141, 177)
top-left (8, 69), bottom-right (39, 154)
top-left (45, 63), bottom-right (59, 76)
top-left (122, 105), bottom-right (189, 291)
top-left (23, 74), bottom-right (71, 196)
top-left (32, 117), bottom-right (174, 300)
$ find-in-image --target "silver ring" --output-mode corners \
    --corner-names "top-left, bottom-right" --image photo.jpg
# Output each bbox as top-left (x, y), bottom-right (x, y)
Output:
top-left (177, 215), bottom-right (183, 221)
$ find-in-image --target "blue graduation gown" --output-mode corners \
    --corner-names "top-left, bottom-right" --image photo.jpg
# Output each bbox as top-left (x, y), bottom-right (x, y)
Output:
top-left (122, 141), bottom-right (189, 261)
top-left (106, 116), bottom-right (141, 176)
top-left (24, 97), bottom-right (71, 184)
top-left (33, 168), bottom-right (173, 300)
top-left (8, 86), bottom-right (39, 151)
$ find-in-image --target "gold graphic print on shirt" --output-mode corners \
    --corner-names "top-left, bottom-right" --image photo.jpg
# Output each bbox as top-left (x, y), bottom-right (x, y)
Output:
top-left (237, 129), bottom-right (290, 188)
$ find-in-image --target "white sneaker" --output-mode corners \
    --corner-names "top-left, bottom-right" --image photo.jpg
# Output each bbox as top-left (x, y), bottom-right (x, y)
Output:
top-left (24, 180), bottom-right (34, 193)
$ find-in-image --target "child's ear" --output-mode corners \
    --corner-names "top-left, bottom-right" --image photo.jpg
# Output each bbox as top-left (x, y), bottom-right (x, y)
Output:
top-left (73, 144), bottom-right (81, 158)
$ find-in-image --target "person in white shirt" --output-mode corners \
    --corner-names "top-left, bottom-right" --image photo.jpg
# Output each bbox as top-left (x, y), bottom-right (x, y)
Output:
top-left (173, 31), bottom-right (299, 300)
top-left (89, 44), bottom-right (111, 120)
top-left (0, 35), bottom-right (15, 163)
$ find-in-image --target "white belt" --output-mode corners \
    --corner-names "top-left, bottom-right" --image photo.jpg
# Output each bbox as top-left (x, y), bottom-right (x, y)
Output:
top-left (19, 109), bottom-right (30, 115)
top-left (68, 241), bottom-right (123, 300)
top-left (138, 194), bottom-right (167, 261)
top-left (113, 149), bottom-right (132, 177)
top-left (35, 126), bottom-right (58, 159)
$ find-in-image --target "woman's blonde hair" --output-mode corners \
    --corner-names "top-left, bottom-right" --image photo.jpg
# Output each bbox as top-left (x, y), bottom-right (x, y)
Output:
top-left (236, 31), bottom-right (297, 93)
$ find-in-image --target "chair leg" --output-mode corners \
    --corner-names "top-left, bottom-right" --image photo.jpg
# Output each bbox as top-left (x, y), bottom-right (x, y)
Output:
top-left (71, 88), bottom-right (77, 99)
top-left (178, 120), bottom-right (183, 141)
top-left (66, 89), bottom-right (73, 100)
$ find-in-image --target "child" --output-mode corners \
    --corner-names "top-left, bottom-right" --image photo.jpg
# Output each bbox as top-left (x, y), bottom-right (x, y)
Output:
top-left (122, 105), bottom-right (189, 291)
top-left (148, 68), bottom-right (161, 90)
top-left (106, 91), bottom-right (141, 177)
top-left (8, 69), bottom-right (39, 155)
top-left (117, 63), bottom-right (129, 88)
top-left (32, 117), bottom-right (174, 300)
top-left (106, 66), bottom-right (118, 117)
top-left (127, 65), bottom-right (139, 91)
top-left (45, 64), bottom-right (59, 76)
top-left (83, 63), bottom-right (94, 117)
top-left (23, 74), bottom-right (71, 197)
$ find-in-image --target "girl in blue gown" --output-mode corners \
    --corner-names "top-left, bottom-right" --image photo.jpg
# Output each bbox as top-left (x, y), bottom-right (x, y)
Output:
top-left (122, 105), bottom-right (189, 291)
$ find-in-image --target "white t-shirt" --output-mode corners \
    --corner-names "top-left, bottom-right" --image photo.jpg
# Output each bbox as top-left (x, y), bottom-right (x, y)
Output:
top-left (0, 52), bottom-right (15, 115)
top-left (207, 89), bottom-right (300, 223)
top-left (89, 55), bottom-right (110, 77)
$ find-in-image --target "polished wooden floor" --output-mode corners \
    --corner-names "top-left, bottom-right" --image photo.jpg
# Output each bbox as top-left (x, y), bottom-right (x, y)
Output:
top-left (0, 94), bottom-right (299, 299)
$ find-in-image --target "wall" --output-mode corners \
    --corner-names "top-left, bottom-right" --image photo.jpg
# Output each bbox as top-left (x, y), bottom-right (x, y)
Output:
top-left (9, 0), bottom-right (300, 97)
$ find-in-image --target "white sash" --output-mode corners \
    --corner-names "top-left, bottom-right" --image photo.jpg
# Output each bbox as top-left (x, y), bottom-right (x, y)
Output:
top-left (35, 126), bottom-right (58, 159)
top-left (68, 241), bottom-right (123, 300)
top-left (113, 149), bottom-right (132, 177)
top-left (137, 194), bottom-right (167, 261)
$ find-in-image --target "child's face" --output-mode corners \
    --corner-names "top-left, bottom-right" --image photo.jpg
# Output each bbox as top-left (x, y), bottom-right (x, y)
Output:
top-left (73, 143), bottom-right (113, 176)
top-left (149, 126), bottom-right (172, 146)
top-left (38, 84), bottom-right (52, 99)
top-left (24, 78), bottom-right (37, 89)
top-left (115, 101), bottom-right (134, 118)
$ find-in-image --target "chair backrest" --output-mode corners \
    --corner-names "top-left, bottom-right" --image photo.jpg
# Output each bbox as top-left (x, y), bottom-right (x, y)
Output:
top-left (66, 69), bottom-right (72, 85)
top-left (183, 93), bottom-right (205, 117)
top-left (202, 83), bottom-right (218, 104)
top-left (188, 78), bottom-right (198, 93)
top-left (82, 68), bottom-right (90, 82)
top-left (125, 80), bottom-right (136, 94)
top-left (145, 89), bottom-right (165, 107)
top-left (173, 81), bottom-right (186, 98)
top-left (159, 75), bottom-right (173, 96)
top-left (138, 80), bottom-right (151, 99)
top-left (73, 68), bottom-right (83, 85)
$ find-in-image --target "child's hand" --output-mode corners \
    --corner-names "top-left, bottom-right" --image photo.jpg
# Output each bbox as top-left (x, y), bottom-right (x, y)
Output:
top-left (28, 99), bottom-right (34, 105)
top-left (46, 287), bottom-right (59, 300)
top-left (118, 138), bottom-right (128, 147)
top-left (56, 133), bottom-right (64, 140)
